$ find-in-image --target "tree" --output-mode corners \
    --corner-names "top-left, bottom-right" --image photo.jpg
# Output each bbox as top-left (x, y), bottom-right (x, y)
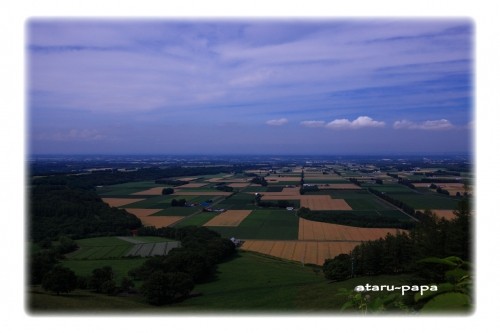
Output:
top-left (140, 271), bottom-right (194, 305)
top-left (162, 188), bottom-right (174, 195)
top-left (88, 266), bottom-right (115, 293)
top-left (41, 265), bottom-right (77, 295)
top-left (323, 253), bottom-right (351, 281)
top-left (56, 235), bottom-right (78, 254)
top-left (30, 250), bottom-right (59, 285)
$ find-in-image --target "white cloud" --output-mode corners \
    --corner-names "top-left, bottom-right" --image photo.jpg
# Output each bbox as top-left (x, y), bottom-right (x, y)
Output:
top-left (266, 118), bottom-right (288, 126)
top-left (300, 120), bottom-right (326, 128)
top-left (393, 119), bottom-right (455, 130)
top-left (325, 116), bottom-right (385, 129)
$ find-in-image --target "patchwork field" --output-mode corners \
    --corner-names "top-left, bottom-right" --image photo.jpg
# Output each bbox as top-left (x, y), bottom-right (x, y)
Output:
top-left (65, 236), bottom-right (178, 260)
top-left (207, 210), bottom-right (299, 240)
top-left (203, 210), bottom-right (253, 227)
top-left (95, 168), bottom-right (458, 268)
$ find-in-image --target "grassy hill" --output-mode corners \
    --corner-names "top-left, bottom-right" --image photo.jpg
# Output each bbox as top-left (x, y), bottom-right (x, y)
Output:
top-left (28, 251), bottom-right (413, 314)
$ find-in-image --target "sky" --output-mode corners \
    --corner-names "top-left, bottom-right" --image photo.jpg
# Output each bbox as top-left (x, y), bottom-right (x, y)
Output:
top-left (27, 19), bottom-right (473, 155)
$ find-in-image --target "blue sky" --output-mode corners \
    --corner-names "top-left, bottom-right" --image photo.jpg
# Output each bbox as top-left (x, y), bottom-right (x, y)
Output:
top-left (28, 19), bottom-right (473, 155)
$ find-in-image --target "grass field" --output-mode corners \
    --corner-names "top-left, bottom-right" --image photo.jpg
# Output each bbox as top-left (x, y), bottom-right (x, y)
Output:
top-left (61, 258), bottom-right (148, 281)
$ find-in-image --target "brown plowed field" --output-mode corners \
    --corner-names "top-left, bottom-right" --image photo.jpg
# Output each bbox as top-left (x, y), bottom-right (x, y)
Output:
top-left (203, 210), bottom-right (252, 227)
top-left (298, 218), bottom-right (404, 241)
top-left (300, 196), bottom-right (352, 210)
top-left (228, 183), bottom-right (251, 188)
top-left (240, 240), bottom-right (362, 265)
top-left (139, 216), bottom-right (184, 227)
top-left (102, 197), bottom-right (145, 207)
top-left (131, 187), bottom-right (166, 195)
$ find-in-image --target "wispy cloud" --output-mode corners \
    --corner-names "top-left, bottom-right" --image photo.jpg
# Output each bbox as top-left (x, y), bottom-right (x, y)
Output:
top-left (266, 118), bottom-right (288, 126)
top-left (36, 129), bottom-right (105, 141)
top-left (393, 119), bottom-right (455, 130)
top-left (28, 20), bottom-right (473, 154)
top-left (300, 120), bottom-right (326, 128)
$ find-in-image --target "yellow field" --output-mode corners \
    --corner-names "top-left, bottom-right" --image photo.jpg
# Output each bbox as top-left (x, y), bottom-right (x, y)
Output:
top-left (139, 216), bottom-right (184, 227)
top-left (203, 210), bottom-right (253, 227)
top-left (177, 177), bottom-right (199, 181)
top-left (300, 196), bottom-right (352, 210)
top-left (102, 197), bottom-right (145, 207)
top-left (130, 187), bottom-right (165, 195)
top-left (240, 240), bottom-right (362, 265)
top-left (228, 183), bottom-right (251, 188)
top-left (298, 218), bottom-right (403, 241)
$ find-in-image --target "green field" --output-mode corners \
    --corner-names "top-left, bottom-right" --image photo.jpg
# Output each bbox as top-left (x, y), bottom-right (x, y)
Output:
top-left (173, 212), bottom-right (221, 228)
top-left (150, 206), bottom-right (201, 216)
top-left (208, 209), bottom-right (299, 240)
top-left (214, 193), bottom-right (256, 209)
top-left (62, 258), bottom-right (148, 281)
top-left (362, 184), bottom-right (417, 193)
top-left (389, 193), bottom-right (461, 210)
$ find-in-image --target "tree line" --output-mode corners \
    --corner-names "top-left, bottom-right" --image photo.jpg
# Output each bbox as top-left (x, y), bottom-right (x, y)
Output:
top-left (323, 198), bottom-right (472, 310)
top-left (29, 184), bottom-right (142, 243)
top-left (31, 225), bottom-right (236, 306)
top-left (297, 207), bottom-right (416, 229)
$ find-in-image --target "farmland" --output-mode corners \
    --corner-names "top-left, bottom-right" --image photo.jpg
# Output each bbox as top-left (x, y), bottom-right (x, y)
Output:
top-left (28, 154), bottom-right (472, 313)
top-left (90, 157), bottom-right (469, 265)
